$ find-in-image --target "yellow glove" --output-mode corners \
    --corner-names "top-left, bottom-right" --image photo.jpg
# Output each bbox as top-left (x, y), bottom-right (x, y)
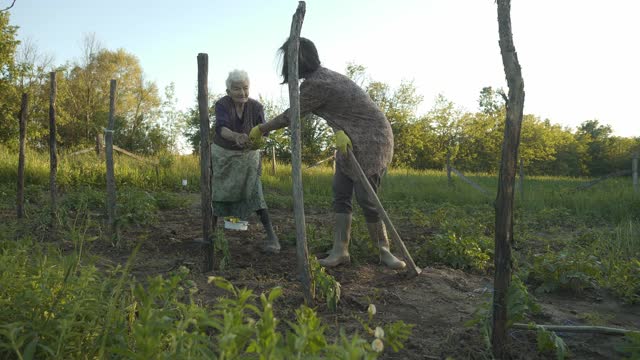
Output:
top-left (249, 125), bottom-right (265, 150)
top-left (249, 125), bottom-right (263, 143)
top-left (335, 130), bottom-right (352, 154)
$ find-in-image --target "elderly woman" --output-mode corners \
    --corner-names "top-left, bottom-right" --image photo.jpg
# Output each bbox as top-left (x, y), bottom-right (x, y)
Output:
top-left (249, 38), bottom-right (405, 269)
top-left (212, 69), bottom-right (280, 253)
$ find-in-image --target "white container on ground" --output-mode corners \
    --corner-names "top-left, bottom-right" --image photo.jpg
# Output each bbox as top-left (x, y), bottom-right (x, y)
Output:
top-left (224, 220), bottom-right (248, 231)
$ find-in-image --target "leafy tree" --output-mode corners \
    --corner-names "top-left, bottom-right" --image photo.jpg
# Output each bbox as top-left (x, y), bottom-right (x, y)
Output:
top-left (12, 38), bottom-right (56, 149)
top-left (0, 11), bottom-right (20, 147)
top-left (576, 119), bottom-right (614, 176)
top-left (421, 94), bottom-right (463, 169)
top-left (57, 36), bottom-right (166, 154)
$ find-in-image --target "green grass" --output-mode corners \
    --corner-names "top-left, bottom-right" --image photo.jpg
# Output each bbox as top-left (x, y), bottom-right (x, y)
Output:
top-left (2, 147), bottom-right (639, 303)
top-left (3, 146), bottom-right (638, 222)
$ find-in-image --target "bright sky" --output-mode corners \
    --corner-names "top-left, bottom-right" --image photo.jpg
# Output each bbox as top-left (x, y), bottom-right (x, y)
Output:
top-left (8, 0), bottom-right (640, 137)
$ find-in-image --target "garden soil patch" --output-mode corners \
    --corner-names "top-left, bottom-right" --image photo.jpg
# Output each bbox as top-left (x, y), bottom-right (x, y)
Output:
top-left (82, 194), bottom-right (639, 359)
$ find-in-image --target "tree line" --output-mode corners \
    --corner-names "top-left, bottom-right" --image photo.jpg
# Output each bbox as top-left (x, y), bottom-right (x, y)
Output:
top-left (185, 62), bottom-right (639, 177)
top-left (1, 12), bottom-right (183, 155)
top-left (2, 12), bottom-right (638, 176)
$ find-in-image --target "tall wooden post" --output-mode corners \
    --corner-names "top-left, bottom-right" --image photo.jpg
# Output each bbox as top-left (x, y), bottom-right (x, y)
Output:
top-left (288, 1), bottom-right (313, 304)
top-left (493, 0), bottom-right (525, 358)
top-left (446, 149), bottom-right (452, 187)
top-left (198, 53), bottom-right (214, 272)
top-left (271, 146), bottom-right (277, 176)
top-left (519, 157), bottom-right (524, 200)
top-left (105, 80), bottom-right (118, 242)
top-left (332, 150), bottom-right (337, 172)
top-left (633, 152), bottom-right (638, 193)
top-left (17, 93), bottom-right (28, 219)
top-left (96, 132), bottom-right (103, 158)
top-left (49, 72), bottom-right (58, 235)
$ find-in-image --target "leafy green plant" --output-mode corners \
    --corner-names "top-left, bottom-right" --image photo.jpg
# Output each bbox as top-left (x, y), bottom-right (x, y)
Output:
top-left (423, 231), bottom-right (492, 272)
top-left (413, 204), bottom-right (493, 272)
top-left (153, 191), bottom-right (189, 210)
top-left (466, 276), bottom-right (540, 352)
top-left (354, 303), bottom-right (414, 355)
top-left (116, 188), bottom-right (159, 227)
top-left (310, 256), bottom-right (341, 311)
top-left (528, 249), bottom-right (602, 294)
top-left (602, 258), bottom-right (640, 304)
top-left (536, 326), bottom-right (569, 360)
top-left (285, 305), bottom-right (328, 357)
top-left (214, 228), bottom-right (231, 271)
top-left (616, 331), bottom-right (640, 360)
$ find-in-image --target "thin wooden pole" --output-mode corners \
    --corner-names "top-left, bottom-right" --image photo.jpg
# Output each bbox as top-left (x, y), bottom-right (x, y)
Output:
top-left (519, 157), bottom-right (524, 200)
top-left (348, 150), bottom-right (421, 277)
top-left (271, 145), bottom-right (276, 175)
top-left (446, 149), bottom-right (452, 187)
top-left (198, 53), bottom-right (214, 272)
top-left (17, 93), bottom-right (28, 219)
top-left (48, 72), bottom-right (58, 235)
top-left (332, 149), bottom-right (337, 172)
top-left (450, 167), bottom-right (490, 196)
top-left (512, 323), bottom-right (634, 336)
top-left (105, 80), bottom-right (118, 242)
top-left (493, 0), bottom-right (525, 358)
top-left (287, 1), bottom-right (313, 304)
top-left (633, 152), bottom-right (638, 193)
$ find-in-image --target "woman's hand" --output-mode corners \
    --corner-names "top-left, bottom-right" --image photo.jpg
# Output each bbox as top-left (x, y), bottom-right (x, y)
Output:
top-left (235, 133), bottom-right (249, 147)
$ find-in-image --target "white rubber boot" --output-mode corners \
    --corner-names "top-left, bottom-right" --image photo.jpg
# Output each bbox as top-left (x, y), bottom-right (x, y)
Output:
top-left (367, 221), bottom-right (406, 270)
top-left (258, 210), bottom-right (281, 254)
top-left (318, 213), bottom-right (352, 267)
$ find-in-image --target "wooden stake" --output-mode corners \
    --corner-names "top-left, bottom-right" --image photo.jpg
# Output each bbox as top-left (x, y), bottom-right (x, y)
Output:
top-left (271, 145), bottom-right (276, 175)
top-left (49, 72), bottom-right (58, 235)
top-left (17, 93), bottom-right (28, 219)
top-left (493, 0), bottom-right (526, 357)
top-left (446, 149), bottom-right (452, 187)
top-left (633, 152), bottom-right (638, 193)
top-left (198, 53), bottom-right (214, 272)
top-left (519, 157), bottom-right (524, 200)
top-left (105, 80), bottom-right (118, 242)
top-left (287, 1), bottom-right (313, 304)
top-left (347, 150), bottom-right (421, 277)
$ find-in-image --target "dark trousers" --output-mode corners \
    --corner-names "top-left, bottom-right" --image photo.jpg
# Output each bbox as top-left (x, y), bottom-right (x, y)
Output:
top-left (332, 166), bottom-right (382, 223)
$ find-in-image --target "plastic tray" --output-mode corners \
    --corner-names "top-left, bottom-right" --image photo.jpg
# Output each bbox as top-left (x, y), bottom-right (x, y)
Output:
top-left (224, 220), bottom-right (248, 231)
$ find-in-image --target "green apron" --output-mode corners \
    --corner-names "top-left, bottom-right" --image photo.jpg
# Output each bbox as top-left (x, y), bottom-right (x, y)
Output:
top-left (211, 143), bottom-right (267, 219)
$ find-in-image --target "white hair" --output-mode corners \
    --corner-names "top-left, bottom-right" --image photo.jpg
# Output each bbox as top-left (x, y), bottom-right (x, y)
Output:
top-left (226, 69), bottom-right (250, 89)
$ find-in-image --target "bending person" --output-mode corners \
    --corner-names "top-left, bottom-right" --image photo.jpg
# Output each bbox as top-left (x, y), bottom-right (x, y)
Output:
top-left (250, 38), bottom-right (405, 269)
top-left (212, 69), bottom-right (280, 253)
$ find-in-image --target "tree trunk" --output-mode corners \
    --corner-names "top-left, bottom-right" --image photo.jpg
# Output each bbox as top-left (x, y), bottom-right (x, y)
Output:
top-left (105, 80), bottom-right (118, 243)
top-left (633, 152), bottom-right (638, 193)
top-left (446, 149), bottom-right (452, 187)
top-left (17, 93), bottom-right (28, 219)
top-left (271, 146), bottom-right (277, 176)
top-left (492, 0), bottom-right (525, 358)
top-left (287, 1), bottom-right (314, 305)
top-left (198, 53), bottom-right (214, 272)
top-left (49, 72), bottom-right (58, 236)
top-left (96, 131), bottom-right (103, 158)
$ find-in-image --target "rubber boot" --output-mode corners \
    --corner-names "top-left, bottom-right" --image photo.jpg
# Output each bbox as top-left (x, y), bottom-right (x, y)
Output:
top-left (258, 209), bottom-right (280, 254)
top-left (367, 221), bottom-right (406, 269)
top-left (319, 213), bottom-right (352, 267)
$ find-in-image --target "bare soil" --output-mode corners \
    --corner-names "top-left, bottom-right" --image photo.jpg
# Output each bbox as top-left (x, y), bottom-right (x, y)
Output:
top-left (85, 194), bottom-right (640, 359)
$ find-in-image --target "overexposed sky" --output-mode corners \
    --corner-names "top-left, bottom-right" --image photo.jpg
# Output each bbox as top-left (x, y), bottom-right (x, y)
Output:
top-left (8, 0), bottom-right (640, 137)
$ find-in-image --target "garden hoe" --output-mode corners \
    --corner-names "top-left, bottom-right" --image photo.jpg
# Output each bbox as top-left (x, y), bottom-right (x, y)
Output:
top-left (348, 149), bottom-right (422, 278)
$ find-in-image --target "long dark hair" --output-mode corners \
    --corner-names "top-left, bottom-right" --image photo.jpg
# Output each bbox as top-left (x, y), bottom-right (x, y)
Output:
top-left (278, 37), bottom-right (321, 84)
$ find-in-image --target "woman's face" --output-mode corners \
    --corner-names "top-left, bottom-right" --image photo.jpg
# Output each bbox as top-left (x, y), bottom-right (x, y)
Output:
top-left (227, 80), bottom-right (249, 104)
